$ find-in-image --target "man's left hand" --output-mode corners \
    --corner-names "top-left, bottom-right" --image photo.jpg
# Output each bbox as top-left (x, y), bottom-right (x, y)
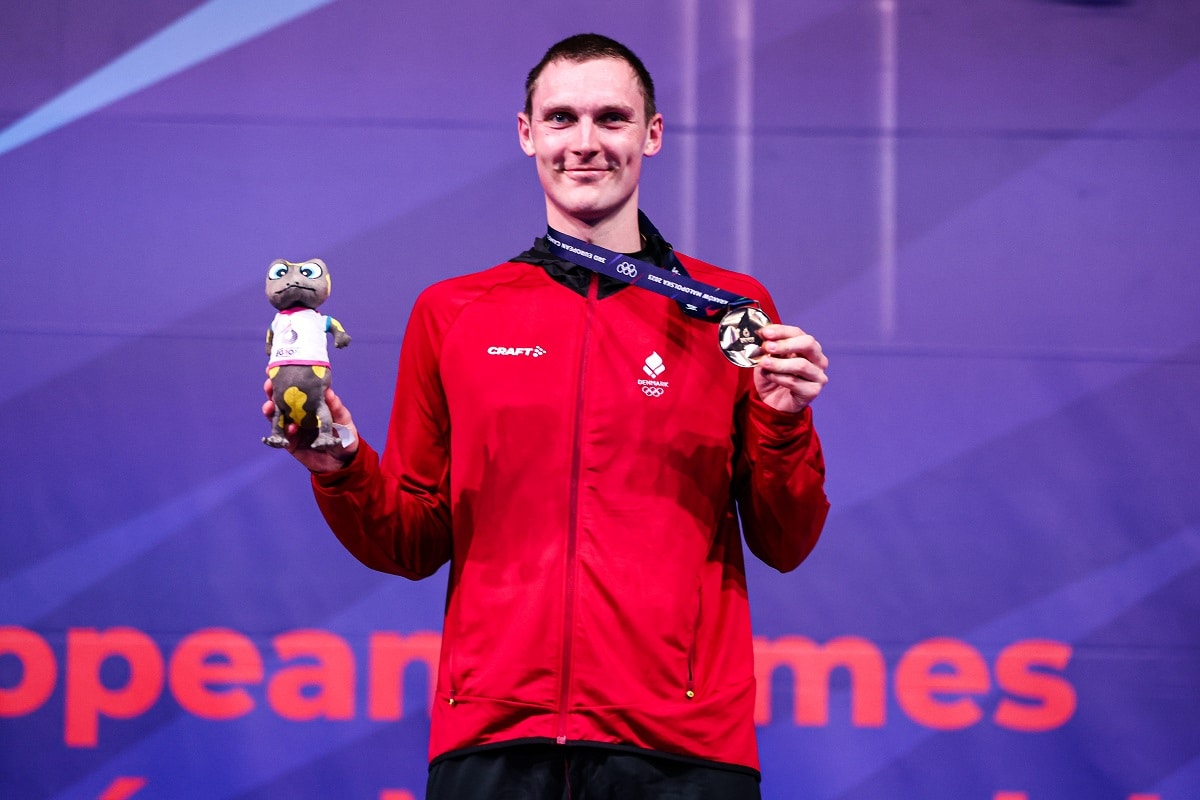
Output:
top-left (753, 324), bottom-right (829, 414)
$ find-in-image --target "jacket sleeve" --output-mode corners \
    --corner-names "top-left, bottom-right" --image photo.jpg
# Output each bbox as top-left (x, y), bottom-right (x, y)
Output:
top-left (308, 289), bottom-right (453, 580)
top-left (732, 291), bottom-right (830, 573)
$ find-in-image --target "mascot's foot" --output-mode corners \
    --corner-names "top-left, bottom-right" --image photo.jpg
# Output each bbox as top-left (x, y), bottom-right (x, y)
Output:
top-left (263, 434), bottom-right (288, 448)
top-left (311, 433), bottom-right (339, 449)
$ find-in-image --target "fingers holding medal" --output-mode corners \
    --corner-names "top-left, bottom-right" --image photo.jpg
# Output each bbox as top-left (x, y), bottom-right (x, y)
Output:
top-left (764, 324), bottom-right (827, 366)
top-left (726, 310), bottom-right (829, 412)
top-left (719, 307), bottom-right (827, 373)
top-left (758, 322), bottom-right (829, 391)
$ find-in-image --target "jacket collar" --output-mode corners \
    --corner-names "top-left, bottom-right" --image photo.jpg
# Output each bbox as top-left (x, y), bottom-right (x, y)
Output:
top-left (510, 212), bottom-right (688, 300)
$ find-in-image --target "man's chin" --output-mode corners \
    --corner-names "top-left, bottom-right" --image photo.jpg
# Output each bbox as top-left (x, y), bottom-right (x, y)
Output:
top-left (546, 187), bottom-right (637, 225)
top-left (562, 205), bottom-right (616, 225)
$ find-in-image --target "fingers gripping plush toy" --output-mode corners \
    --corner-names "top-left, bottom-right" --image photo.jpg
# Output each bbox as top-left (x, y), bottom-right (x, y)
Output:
top-left (263, 258), bottom-right (351, 449)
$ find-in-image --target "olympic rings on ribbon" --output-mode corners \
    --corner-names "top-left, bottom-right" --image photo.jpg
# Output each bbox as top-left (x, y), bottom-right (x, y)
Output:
top-left (642, 386), bottom-right (664, 397)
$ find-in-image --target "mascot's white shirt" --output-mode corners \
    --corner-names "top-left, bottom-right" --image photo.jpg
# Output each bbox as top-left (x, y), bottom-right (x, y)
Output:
top-left (268, 308), bottom-right (331, 368)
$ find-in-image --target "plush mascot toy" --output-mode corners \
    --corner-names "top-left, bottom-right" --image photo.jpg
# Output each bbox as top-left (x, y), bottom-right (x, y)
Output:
top-left (263, 258), bottom-right (351, 448)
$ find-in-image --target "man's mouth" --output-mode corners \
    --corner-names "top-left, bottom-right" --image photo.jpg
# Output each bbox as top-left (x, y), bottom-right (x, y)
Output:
top-left (562, 167), bottom-right (611, 181)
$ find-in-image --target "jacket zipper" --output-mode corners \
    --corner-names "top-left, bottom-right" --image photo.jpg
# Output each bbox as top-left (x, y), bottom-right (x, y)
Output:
top-left (557, 273), bottom-right (597, 744)
top-left (686, 585), bottom-right (701, 700)
top-left (446, 599), bottom-right (459, 707)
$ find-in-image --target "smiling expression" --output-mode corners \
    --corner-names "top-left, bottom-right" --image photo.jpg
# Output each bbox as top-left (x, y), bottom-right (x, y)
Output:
top-left (518, 57), bottom-right (663, 238)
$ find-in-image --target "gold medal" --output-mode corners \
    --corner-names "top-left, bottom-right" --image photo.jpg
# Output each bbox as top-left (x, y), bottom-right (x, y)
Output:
top-left (718, 306), bottom-right (772, 368)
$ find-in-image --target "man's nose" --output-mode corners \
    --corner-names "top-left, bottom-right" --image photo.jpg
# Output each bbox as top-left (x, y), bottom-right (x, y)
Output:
top-left (571, 118), bottom-right (598, 153)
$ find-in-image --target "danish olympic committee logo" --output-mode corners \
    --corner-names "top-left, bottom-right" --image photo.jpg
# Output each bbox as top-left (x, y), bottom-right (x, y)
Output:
top-left (642, 352), bottom-right (665, 378)
top-left (637, 351), bottom-right (669, 397)
top-left (616, 260), bottom-right (638, 278)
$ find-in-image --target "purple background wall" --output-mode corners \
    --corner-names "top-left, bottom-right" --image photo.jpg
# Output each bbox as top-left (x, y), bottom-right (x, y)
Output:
top-left (2, 1), bottom-right (1198, 798)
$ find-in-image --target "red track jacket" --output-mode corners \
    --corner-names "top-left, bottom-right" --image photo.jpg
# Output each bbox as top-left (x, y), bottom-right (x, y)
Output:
top-left (311, 248), bottom-right (829, 773)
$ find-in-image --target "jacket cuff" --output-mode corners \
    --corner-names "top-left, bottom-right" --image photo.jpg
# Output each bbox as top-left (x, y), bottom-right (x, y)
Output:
top-left (311, 439), bottom-right (378, 495)
top-left (748, 397), bottom-right (814, 449)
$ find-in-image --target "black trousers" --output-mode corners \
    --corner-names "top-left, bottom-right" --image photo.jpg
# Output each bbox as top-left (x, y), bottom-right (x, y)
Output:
top-left (426, 744), bottom-right (762, 800)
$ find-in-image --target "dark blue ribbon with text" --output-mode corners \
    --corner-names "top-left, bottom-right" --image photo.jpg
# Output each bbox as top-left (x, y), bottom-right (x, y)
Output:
top-left (543, 222), bottom-right (758, 322)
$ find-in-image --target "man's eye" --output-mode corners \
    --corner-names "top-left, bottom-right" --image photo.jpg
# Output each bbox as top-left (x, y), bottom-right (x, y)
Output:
top-left (549, 112), bottom-right (573, 124)
top-left (599, 115), bottom-right (634, 128)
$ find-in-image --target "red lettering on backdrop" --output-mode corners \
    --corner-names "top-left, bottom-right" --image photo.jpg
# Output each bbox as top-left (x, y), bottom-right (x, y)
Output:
top-left (752, 635), bottom-right (886, 726)
top-left (98, 776), bottom-right (147, 799)
top-left (65, 628), bottom-right (164, 747)
top-left (895, 637), bottom-right (989, 729)
top-left (169, 628), bottom-right (263, 719)
top-left (0, 626), bottom-right (57, 716)
top-left (267, 630), bottom-right (354, 720)
top-left (368, 632), bottom-right (441, 720)
top-left (2, 624), bottom-right (1080, 746)
top-left (993, 639), bottom-right (1076, 731)
top-left (995, 794), bottom-right (1157, 800)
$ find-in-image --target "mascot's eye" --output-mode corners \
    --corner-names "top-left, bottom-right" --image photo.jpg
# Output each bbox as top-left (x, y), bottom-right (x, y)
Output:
top-left (299, 262), bottom-right (325, 280)
top-left (268, 264), bottom-right (289, 280)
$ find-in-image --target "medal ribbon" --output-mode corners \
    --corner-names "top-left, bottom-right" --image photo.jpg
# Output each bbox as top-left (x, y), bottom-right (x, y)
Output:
top-left (543, 217), bottom-right (757, 322)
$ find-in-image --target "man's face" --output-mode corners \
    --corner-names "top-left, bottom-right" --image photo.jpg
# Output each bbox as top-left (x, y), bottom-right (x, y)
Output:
top-left (518, 57), bottom-right (663, 231)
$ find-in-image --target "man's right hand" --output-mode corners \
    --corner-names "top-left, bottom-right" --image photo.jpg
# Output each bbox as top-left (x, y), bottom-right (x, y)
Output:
top-left (263, 379), bottom-right (360, 473)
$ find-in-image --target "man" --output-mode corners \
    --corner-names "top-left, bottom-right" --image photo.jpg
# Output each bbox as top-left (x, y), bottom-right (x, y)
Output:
top-left (267, 34), bottom-right (829, 799)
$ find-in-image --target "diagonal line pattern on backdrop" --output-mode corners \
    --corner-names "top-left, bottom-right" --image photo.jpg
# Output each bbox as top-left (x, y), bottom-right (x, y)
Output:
top-left (792, 527), bottom-right (1200, 800)
top-left (0, 456), bottom-right (280, 626)
top-left (1150, 753), bottom-right (1200, 797)
top-left (0, 0), bottom-right (339, 158)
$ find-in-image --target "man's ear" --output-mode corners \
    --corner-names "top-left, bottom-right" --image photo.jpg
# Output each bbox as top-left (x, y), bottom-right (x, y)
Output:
top-left (517, 113), bottom-right (536, 156)
top-left (643, 113), bottom-right (664, 157)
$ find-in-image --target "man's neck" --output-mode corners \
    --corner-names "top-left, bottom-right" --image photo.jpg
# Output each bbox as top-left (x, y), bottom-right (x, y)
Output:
top-left (546, 204), bottom-right (642, 253)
